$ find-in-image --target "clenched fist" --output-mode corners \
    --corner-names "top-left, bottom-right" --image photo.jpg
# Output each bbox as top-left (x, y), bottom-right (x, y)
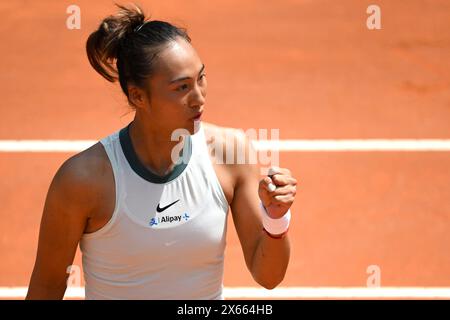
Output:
top-left (258, 167), bottom-right (298, 219)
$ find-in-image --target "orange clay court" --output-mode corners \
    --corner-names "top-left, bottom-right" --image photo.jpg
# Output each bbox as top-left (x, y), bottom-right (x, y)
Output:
top-left (0, 0), bottom-right (449, 299)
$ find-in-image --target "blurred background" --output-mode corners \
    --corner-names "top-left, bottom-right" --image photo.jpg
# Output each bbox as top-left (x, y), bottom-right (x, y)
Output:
top-left (0, 0), bottom-right (449, 298)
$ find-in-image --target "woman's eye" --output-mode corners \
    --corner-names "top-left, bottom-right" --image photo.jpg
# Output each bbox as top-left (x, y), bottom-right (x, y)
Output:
top-left (176, 75), bottom-right (206, 91)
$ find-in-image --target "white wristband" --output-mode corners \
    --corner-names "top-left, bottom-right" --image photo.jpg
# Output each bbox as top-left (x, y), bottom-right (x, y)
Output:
top-left (260, 202), bottom-right (291, 235)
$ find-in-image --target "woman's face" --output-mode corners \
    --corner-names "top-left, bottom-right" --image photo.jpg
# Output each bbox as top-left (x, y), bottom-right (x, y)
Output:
top-left (142, 37), bottom-right (207, 135)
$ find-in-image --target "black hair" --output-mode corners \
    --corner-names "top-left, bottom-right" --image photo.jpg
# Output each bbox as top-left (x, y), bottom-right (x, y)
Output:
top-left (86, 3), bottom-right (191, 102)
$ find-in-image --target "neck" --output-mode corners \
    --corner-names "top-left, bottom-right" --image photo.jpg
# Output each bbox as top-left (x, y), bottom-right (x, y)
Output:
top-left (129, 115), bottom-right (185, 177)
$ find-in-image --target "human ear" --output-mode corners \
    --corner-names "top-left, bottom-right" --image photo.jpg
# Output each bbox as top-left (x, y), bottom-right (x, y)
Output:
top-left (128, 85), bottom-right (147, 110)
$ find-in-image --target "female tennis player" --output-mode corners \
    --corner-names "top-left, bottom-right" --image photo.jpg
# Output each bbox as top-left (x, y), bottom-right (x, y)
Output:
top-left (26, 4), bottom-right (297, 300)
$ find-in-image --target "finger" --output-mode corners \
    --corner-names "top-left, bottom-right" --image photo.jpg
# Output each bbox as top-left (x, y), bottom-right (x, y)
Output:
top-left (268, 182), bottom-right (276, 192)
top-left (267, 178), bottom-right (277, 192)
top-left (271, 185), bottom-right (296, 196)
top-left (260, 177), bottom-right (276, 193)
top-left (266, 177), bottom-right (277, 192)
top-left (268, 166), bottom-right (292, 176)
top-left (273, 194), bottom-right (295, 203)
top-left (267, 166), bottom-right (282, 176)
top-left (271, 175), bottom-right (298, 187)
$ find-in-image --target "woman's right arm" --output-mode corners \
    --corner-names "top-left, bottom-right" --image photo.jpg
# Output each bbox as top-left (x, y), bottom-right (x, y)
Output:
top-left (26, 154), bottom-right (98, 300)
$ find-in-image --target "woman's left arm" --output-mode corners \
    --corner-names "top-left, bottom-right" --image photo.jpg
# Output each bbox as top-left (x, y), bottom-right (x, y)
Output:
top-left (229, 134), bottom-right (297, 290)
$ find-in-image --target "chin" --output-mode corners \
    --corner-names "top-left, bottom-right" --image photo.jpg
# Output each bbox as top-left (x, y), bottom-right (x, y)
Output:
top-left (170, 121), bottom-right (199, 138)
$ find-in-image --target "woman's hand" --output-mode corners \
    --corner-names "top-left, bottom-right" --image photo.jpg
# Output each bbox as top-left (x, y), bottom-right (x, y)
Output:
top-left (258, 166), bottom-right (298, 218)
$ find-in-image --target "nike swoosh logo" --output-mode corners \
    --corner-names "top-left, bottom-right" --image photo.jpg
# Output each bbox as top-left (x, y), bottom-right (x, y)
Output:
top-left (156, 199), bottom-right (180, 213)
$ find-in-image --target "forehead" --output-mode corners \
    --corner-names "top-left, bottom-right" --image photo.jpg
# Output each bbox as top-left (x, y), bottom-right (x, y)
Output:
top-left (153, 38), bottom-right (202, 79)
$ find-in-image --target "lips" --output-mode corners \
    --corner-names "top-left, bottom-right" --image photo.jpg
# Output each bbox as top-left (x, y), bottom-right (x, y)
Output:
top-left (191, 112), bottom-right (203, 120)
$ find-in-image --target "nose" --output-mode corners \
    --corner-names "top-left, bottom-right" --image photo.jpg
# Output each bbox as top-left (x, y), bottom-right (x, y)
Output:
top-left (189, 82), bottom-right (206, 108)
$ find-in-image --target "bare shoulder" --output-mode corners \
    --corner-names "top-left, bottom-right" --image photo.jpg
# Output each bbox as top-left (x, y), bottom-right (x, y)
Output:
top-left (202, 122), bottom-right (259, 188)
top-left (51, 142), bottom-right (113, 217)
top-left (202, 122), bottom-right (252, 158)
top-left (57, 142), bottom-right (110, 185)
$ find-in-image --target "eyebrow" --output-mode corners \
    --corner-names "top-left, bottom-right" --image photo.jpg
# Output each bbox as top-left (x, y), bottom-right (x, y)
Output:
top-left (169, 64), bottom-right (205, 84)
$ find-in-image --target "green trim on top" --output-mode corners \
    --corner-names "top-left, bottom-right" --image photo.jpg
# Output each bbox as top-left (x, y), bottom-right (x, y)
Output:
top-left (119, 123), bottom-right (192, 184)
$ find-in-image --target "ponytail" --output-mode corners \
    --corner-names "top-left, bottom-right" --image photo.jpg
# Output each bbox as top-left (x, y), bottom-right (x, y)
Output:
top-left (86, 3), bottom-right (191, 99)
top-left (86, 4), bottom-right (144, 83)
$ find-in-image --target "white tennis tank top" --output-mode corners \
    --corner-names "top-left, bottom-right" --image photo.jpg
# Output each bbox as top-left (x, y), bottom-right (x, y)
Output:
top-left (79, 122), bottom-right (229, 300)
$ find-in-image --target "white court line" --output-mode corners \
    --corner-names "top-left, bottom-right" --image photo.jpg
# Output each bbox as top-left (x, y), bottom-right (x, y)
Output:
top-left (0, 140), bottom-right (95, 152)
top-left (1, 139), bottom-right (450, 152)
top-left (253, 139), bottom-right (450, 151)
top-left (1, 287), bottom-right (450, 299)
